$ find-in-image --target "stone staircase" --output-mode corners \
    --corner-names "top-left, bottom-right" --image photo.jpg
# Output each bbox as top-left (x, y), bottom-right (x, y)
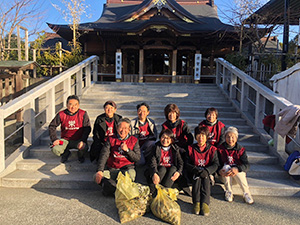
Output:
top-left (1, 82), bottom-right (300, 196)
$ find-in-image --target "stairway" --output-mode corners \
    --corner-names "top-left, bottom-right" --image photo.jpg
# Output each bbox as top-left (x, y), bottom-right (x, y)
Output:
top-left (1, 82), bottom-right (300, 196)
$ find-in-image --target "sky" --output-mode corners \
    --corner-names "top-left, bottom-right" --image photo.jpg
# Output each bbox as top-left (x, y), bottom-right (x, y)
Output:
top-left (28, 0), bottom-right (297, 42)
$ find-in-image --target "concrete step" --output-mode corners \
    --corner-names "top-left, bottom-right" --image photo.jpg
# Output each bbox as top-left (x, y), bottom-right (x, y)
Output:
top-left (15, 158), bottom-right (287, 179)
top-left (81, 104), bottom-right (237, 112)
top-left (213, 177), bottom-right (300, 196)
top-left (85, 109), bottom-right (242, 118)
top-left (27, 145), bottom-right (274, 165)
top-left (3, 164), bottom-right (298, 196)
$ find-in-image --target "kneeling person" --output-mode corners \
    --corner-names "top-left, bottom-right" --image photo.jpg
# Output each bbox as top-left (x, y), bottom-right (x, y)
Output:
top-left (49, 95), bottom-right (91, 163)
top-left (94, 118), bottom-right (140, 196)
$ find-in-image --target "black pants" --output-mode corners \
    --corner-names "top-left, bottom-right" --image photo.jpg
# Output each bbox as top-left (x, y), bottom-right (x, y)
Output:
top-left (192, 175), bottom-right (211, 205)
top-left (145, 166), bottom-right (177, 193)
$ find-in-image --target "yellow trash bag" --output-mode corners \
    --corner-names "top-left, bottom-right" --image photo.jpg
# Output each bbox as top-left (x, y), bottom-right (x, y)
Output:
top-left (150, 184), bottom-right (181, 225)
top-left (115, 172), bottom-right (151, 223)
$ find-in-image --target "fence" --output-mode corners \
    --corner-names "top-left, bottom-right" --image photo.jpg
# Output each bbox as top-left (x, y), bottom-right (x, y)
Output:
top-left (215, 58), bottom-right (293, 159)
top-left (0, 56), bottom-right (98, 173)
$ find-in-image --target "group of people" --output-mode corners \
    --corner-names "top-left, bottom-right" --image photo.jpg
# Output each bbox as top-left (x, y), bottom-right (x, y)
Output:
top-left (49, 95), bottom-right (254, 217)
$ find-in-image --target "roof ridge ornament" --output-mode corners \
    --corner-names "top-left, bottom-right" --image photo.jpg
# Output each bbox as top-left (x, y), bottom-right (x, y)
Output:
top-left (153, 0), bottom-right (166, 11)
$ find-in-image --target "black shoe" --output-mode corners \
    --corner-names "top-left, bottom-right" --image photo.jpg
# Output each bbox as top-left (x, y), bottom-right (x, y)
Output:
top-left (61, 150), bottom-right (71, 163)
top-left (78, 156), bottom-right (85, 163)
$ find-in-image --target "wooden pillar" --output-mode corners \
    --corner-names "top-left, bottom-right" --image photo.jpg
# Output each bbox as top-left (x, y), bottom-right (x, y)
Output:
top-left (59, 42), bottom-right (63, 73)
top-left (15, 70), bottom-right (24, 123)
top-left (25, 29), bottom-right (29, 61)
top-left (0, 108), bottom-right (5, 172)
top-left (172, 49), bottom-right (177, 83)
top-left (33, 49), bottom-right (37, 78)
top-left (139, 49), bottom-right (144, 83)
top-left (17, 26), bottom-right (21, 61)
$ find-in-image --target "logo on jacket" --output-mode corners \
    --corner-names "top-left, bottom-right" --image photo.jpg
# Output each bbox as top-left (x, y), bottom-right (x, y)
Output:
top-left (228, 156), bottom-right (234, 165)
top-left (140, 131), bottom-right (147, 137)
top-left (69, 120), bottom-right (76, 127)
top-left (198, 159), bottom-right (206, 167)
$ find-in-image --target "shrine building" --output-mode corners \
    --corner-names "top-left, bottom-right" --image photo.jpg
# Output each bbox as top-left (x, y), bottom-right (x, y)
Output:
top-left (48, 0), bottom-right (239, 83)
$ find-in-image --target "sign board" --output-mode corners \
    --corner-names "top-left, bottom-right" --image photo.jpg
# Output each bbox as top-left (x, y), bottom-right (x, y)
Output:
top-left (194, 53), bottom-right (202, 80)
top-left (116, 52), bottom-right (122, 79)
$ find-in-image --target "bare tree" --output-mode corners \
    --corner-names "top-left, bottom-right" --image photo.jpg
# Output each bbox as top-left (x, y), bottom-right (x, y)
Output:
top-left (220, 0), bottom-right (280, 53)
top-left (0, 0), bottom-right (45, 60)
top-left (52, 0), bottom-right (89, 49)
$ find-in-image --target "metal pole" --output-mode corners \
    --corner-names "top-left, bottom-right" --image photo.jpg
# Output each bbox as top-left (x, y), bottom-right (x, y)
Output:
top-left (281, 0), bottom-right (290, 71)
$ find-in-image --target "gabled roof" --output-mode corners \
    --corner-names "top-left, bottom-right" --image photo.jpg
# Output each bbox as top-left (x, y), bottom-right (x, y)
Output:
top-left (246, 0), bottom-right (300, 25)
top-left (48, 0), bottom-right (235, 40)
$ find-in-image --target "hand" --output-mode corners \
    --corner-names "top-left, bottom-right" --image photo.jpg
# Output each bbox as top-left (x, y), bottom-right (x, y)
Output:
top-left (121, 142), bottom-right (129, 152)
top-left (77, 141), bottom-right (86, 150)
top-left (95, 171), bottom-right (103, 184)
top-left (52, 139), bottom-right (61, 146)
top-left (219, 169), bottom-right (228, 177)
top-left (200, 169), bottom-right (208, 178)
top-left (192, 167), bottom-right (202, 175)
top-left (152, 173), bottom-right (160, 185)
top-left (228, 167), bottom-right (239, 177)
top-left (171, 172), bottom-right (180, 181)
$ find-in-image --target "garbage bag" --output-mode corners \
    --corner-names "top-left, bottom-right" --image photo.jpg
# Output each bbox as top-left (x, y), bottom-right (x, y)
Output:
top-left (150, 184), bottom-right (181, 225)
top-left (115, 172), bottom-right (151, 223)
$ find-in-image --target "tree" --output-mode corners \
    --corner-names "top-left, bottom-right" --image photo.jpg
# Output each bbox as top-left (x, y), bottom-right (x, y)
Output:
top-left (52, 0), bottom-right (89, 50)
top-left (0, 0), bottom-right (45, 60)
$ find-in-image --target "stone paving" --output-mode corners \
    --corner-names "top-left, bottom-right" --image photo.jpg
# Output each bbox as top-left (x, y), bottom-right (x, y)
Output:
top-left (0, 187), bottom-right (299, 225)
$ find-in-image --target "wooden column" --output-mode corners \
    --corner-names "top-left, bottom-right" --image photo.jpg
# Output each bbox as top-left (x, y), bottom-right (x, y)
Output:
top-left (172, 49), bottom-right (177, 83)
top-left (15, 70), bottom-right (24, 123)
top-left (139, 49), bottom-right (144, 83)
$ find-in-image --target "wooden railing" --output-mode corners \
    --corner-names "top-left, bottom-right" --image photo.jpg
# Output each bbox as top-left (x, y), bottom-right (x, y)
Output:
top-left (0, 56), bottom-right (98, 173)
top-left (216, 58), bottom-right (292, 159)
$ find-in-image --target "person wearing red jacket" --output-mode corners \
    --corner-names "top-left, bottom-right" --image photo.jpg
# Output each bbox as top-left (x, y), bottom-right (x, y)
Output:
top-left (186, 126), bottom-right (219, 216)
top-left (94, 118), bottom-right (140, 196)
top-left (218, 126), bottom-right (254, 204)
top-left (145, 129), bottom-right (183, 194)
top-left (199, 107), bottom-right (225, 146)
top-left (49, 95), bottom-right (91, 163)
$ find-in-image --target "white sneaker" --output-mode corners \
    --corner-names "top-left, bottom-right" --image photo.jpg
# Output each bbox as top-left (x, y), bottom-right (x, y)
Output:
top-left (243, 193), bottom-right (254, 204)
top-left (225, 191), bottom-right (233, 202)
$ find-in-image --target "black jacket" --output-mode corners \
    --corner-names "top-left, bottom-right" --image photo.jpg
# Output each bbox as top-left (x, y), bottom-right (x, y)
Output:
top-left (90, 113), bottom-right (122, 161)
top-left (149, 142), bottom-right (184, 177)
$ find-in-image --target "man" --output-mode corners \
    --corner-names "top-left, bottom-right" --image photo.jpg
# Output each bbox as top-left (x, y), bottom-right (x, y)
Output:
top-left (130, 102), bottom-right (157, 165)
top-left (94, 118), bottom-right (140, 196)
top-left (90, 101), bottom-right (122, 162)
top-left (49, 95), bottom-right (91, 163)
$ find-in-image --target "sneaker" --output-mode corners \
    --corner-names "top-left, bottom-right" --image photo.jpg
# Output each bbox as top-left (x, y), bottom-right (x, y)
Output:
top-left (243, 193), bottom-right (254, 204)
top-left (201, 203), bottom-right (210, 216)
top-left (193, 202), bottom-right (200, 215)
top-left (60, 150), bottom-right (71, 163)
top-left (225, 190), bottom-right (233, 202)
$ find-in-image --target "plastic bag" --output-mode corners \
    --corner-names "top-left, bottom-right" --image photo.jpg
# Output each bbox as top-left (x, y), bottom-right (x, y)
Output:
top-left (150, 184), bottom-right (181, 225)
top-left (115, 172), bottom-right (151, 223)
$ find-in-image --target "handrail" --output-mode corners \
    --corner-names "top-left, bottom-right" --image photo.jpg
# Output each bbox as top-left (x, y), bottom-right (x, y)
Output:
top-left (0, 55), bottom-right (98, 173)
top-left (215, 58), bottom-right (295, 156)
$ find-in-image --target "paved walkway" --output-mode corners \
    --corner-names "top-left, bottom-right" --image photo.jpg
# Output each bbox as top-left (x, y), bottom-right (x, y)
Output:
top-left (0, 187), bottom-right (299, 225)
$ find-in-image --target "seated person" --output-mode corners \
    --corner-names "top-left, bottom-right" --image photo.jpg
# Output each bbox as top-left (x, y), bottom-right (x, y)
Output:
top-left (131, 102), bottom-right (157, 165)
top-left (94, 118), bottom-right (140, 196)
top-left (199, 107), bottom-right (225, 146)
top-left (145, 129), bottom-right (183, 194)
top-left (161, 103), bottom-right (193, 151)
top-left (49, 95), bottom-right (91, 163)
top-left (218, 126), bottom-right (254, 204)
top-left (90, 101), bottom-right (122, 162)
top-left (186, 126), bottom-right (219, 216)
